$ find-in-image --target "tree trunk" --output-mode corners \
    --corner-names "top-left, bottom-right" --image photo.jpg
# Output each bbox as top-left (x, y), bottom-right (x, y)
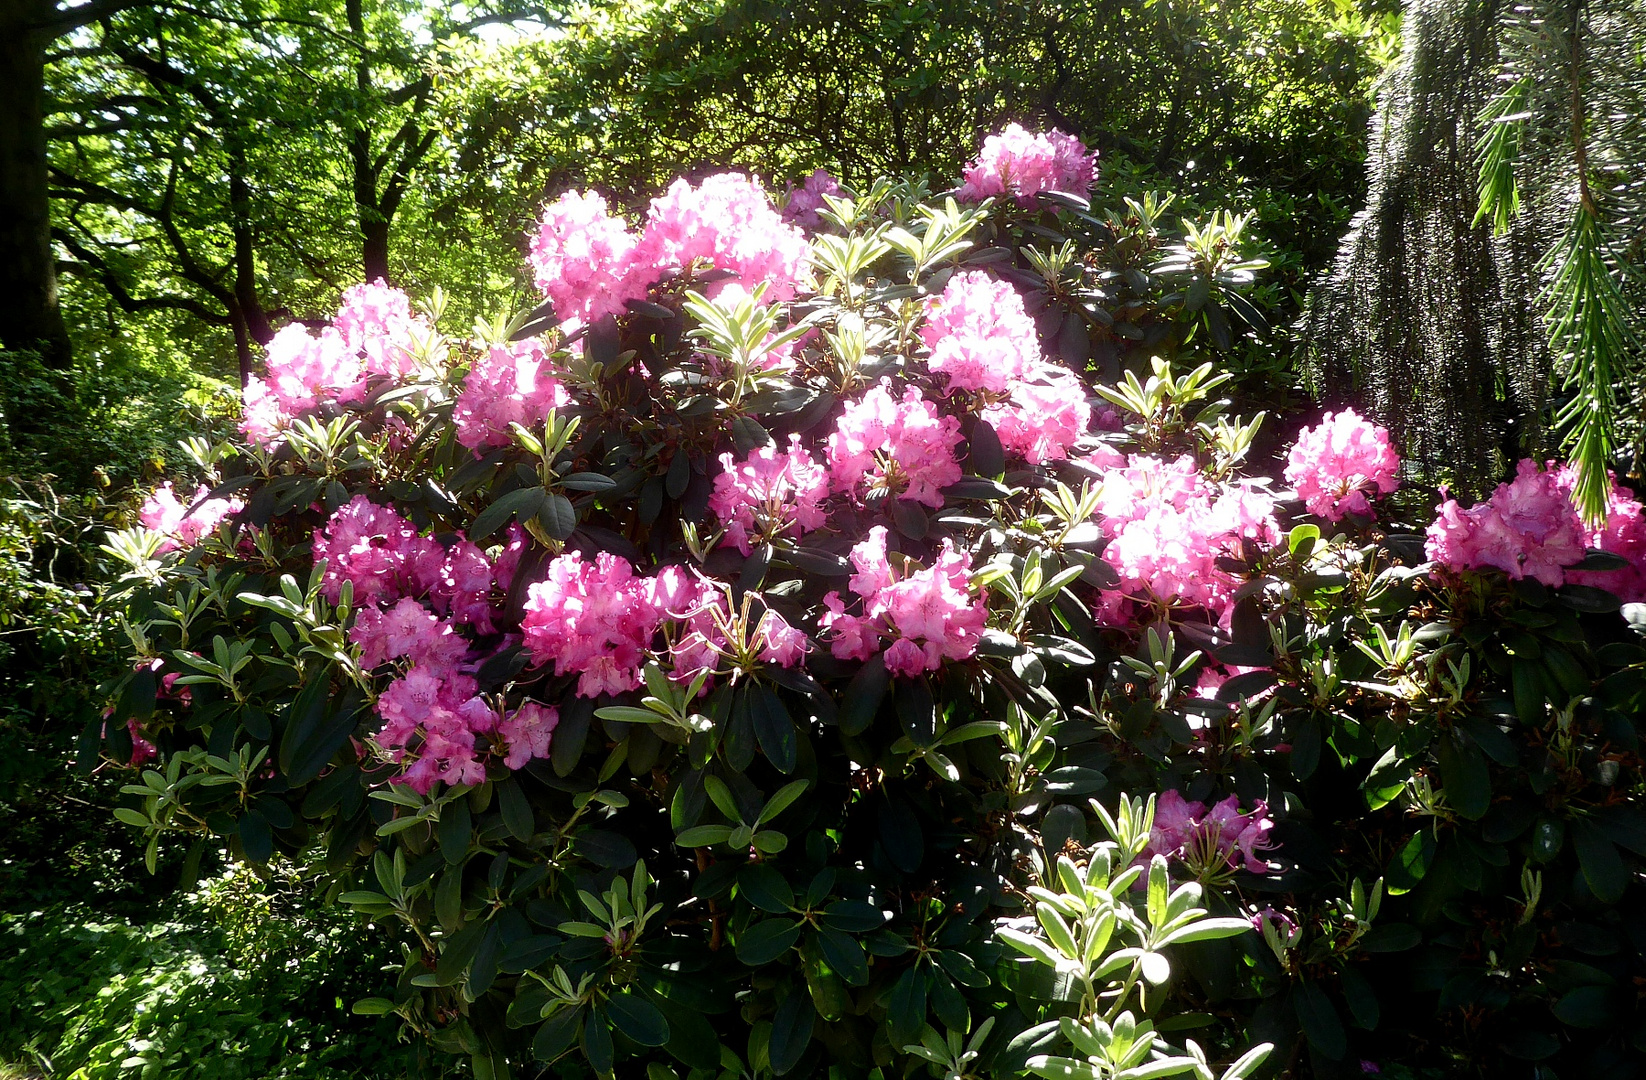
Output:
top-left (0, 0), bottom-right (72, 366)
top-left (362, 217), bottom-right (390, 284)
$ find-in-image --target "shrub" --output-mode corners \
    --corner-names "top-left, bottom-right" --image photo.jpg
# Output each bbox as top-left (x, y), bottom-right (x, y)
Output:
top-left (0, 864), bottom-right (442, 1079)
top-left (100, 128), bottom-right (1646, 1079)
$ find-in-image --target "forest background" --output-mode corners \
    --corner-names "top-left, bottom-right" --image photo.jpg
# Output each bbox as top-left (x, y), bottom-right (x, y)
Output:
top-left (0, 0), bottom-right (1481, 1075)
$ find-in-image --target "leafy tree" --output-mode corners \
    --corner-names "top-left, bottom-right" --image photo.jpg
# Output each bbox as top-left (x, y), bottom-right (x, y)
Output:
top-left (38, 0), bottom-right (559, 379)
top-left (438, 0), bottom-right (1394, 272)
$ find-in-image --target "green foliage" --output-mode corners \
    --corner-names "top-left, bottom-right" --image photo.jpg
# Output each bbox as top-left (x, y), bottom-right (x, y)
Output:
top-left (0, 864), bottom-right (447, 1080)
top-left (95, 179), bottom-right (1285, 1078)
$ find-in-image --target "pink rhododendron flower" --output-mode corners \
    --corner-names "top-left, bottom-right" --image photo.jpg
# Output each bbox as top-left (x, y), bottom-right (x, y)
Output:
top-left (453, 338), bottom-right (574, 451)
top-left (240, 281), bottom-right (428, 444)
top-left (496, 702), bottom-right (558, 770)
top-left (521, 551), bottom-right (665, 697)
top-left (312, 495), bottom-right (445, 606)
top-left (820, 527), bottom-right (986, 676)
top-left (921, 271), bottom-right (1043, 394)
top-left (1426, 459), bottom-right (1587, 587)
top-left (1284, 409), bottom-right (1400, 521)
top-left (1091, 455), bottom-right (1278, 617)
top-left (781, 168), bottom-right (842, 231)
top-left (139, 482), bottom-right (243, 554)
top-left (709, 435), bottom-right (830, 554)
top-left (957, 123), bottom-right (1097, 206)
top-left (632, 173), bottom-right (810, 302)
top-left (241, 325), bottom-right (361, 444)
top-left (334, 279), bottom-right (428, 379)
top-left (827, 380), bottom-right (963, 507)
top-left (1147, 790), bottom-right (1275, 875)
top-left (529, 190), bottom-right (646, 326)
top-left (756, 609), bottom-right (811, 667)
top-left (375, 664), bottom-right (485, 789)
top-left (985, 368), bottom-right (1091, 464)
top-left (1549, 463), bottom-right (1646, 603)
top-left (350, 598), bottom-right (468, 670)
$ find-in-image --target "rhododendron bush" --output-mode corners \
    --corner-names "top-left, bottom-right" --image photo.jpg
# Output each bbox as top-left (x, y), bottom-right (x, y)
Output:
top-left (100, 130), bottom-right (1646, 1079)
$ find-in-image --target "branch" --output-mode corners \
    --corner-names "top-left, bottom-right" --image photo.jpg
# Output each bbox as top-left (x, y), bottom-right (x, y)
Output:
top-left (30, 0), bottom-right (154, 36)
top-left (55, 229), bottom-right (229, 324)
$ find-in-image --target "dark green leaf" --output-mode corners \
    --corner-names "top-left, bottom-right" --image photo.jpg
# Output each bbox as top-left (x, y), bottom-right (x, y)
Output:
top-left (238, 810), bottom-right (273, 864)
top-left (736, 919), bottom-right (803, 966)
top-left (970, 420), bottom-right (1004, 478)
top-left (532, 1009), bottom-right (582, 1062)
top-left (820, 900), bottom-right (887, 933)
top-left (816, 928), bottom-right (870, 986)
top-left (497, 778), bottom-right (533, 841)
top-left (1359, 923), bottom-right (1420, 953)
top-left (1436, 733), bottom-right (1490, 820)
top-left (583, 1007), bottom-right (614, 1074)
top-left (840, 654), bottom-right (889, 736)
top-left (472, 486), bottom-right (545, 542)
top-left (538, 493), bottom-right (577, 541)
top-left (751, 684), bottom-right (797, 773)
top-left (1572, 821), bottom-right (1628, 903)
top-left (896, 676), bottom-right (936, 747)
top-left (607, 992), bottom-right (669, 1047)
top-left (1293, 982), bottom-right (1346, 1059)
top-left (769, 990), bottom-right (816, 1076)
top-left (738, 863), bottom-right (795, 914)
top-left (439, 797), bottom-right (472, 865)
top-left (575, 829), bottom-right (638, 868)
top-left (886, 966), bottom-right (927, 1044)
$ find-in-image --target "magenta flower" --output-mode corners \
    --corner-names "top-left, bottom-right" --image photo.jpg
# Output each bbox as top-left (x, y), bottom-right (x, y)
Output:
top-left (631, 173), bottom-right (810, 303)
top-left (1426, 459), bottom-right (1588, 588)
top-left (453, 338), bottom-right (573, 452)
top-left (528, 189), bottom-right (646, 326)
top-left (312, 496), bottom-right (445, 607)
top-left (1284, 409), bottom-right (1400, 521)
top-left (921, 271), bottom-right (1043, 394)
top-left (138, 481), bottom-right (243, 554)
top-left (820, 527), bottom-right (987, 677)
top-left (956, 123), bottom-right (1096, 206)
top-left (709, 435), bottom-right (830, 555)
top-left (520, 551), bottom-right (663, 698)
top-left (827, 380), bottom-right (963, 508)
top-left (1147, 790), bottom-right (1276, 878)
top-left (780, 168), bottom-right (842, 232)
top-left (1089, 455), bottom-right (1279, 619)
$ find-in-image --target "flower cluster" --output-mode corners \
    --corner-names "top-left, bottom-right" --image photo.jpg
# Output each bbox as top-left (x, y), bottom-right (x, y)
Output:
top-left (820, 527), bottom-right (987, 677)
top-left (374, 663), bottom-right (558, 792)
top-left (521, 553), bottom-right (805, 697)
top-left (957, 123), bottom-right (1097, 206)
top-left (1284, 409), bottom-right (1400, 521)
top-left (827, 381), bottom-right (964, 507)
top-left (920, 271), bottom-right (1091, 463)
top-left (1091, 454), bottom-right (1279, 617)
top-left (452, 338), bottom-right (573, 451)
top-left (1425, 459), bottom-right (1589, 588)
top-left (527, 174), bottom-right (810, 329)
top-left (780, 168), bottom-right (842, 231)
top-left (1553, 465), bottom-right (1646, 603)
top-left (1147, 790), bottom-right (1275, 877)
top-left (529, 190), bottom-right (645, 326)
top-left (138, 481), bottom-right (243, 554)
top-left (709, 435), bottom-right (831, 555)
top-left (921, 271), bottom-right (1043, 393)
top-left (241, 280), bottom-right (430, 445)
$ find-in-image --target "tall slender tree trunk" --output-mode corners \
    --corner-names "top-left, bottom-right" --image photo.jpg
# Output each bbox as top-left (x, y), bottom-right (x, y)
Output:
top-left (0, 0), bottom-right (72, 366)
top-left (362, 218), bottom-right (391, 283)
